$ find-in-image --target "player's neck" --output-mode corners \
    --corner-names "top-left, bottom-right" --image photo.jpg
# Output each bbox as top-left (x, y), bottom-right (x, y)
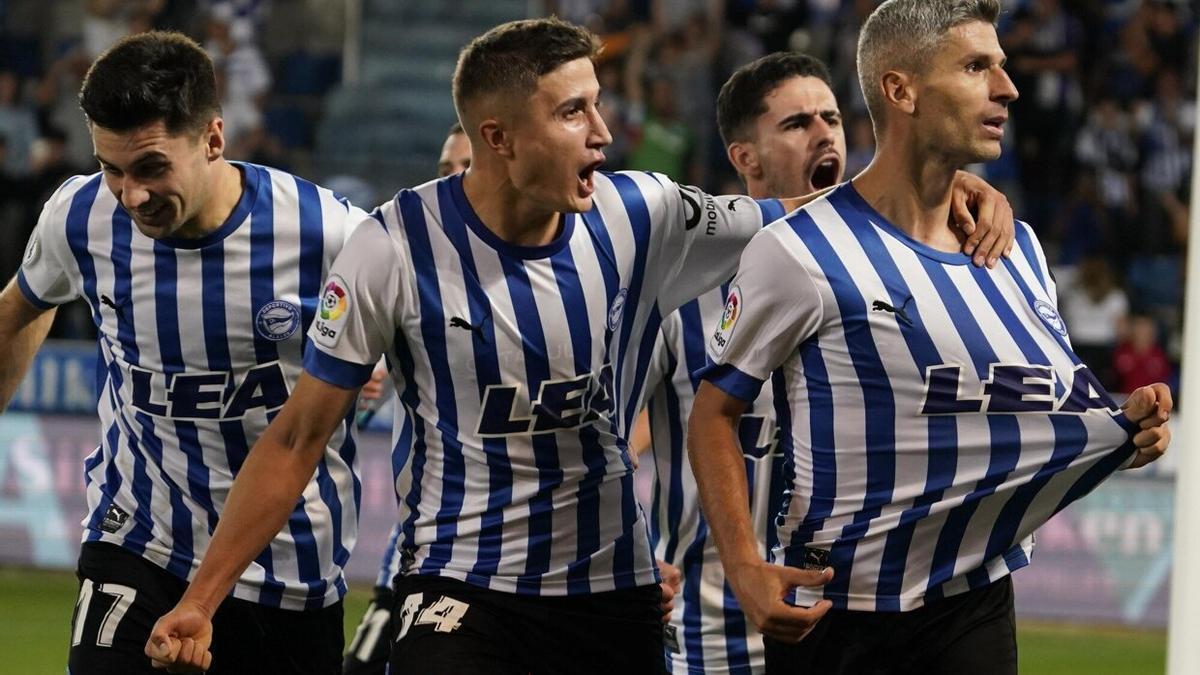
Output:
top-left (853, 139), bottom-right (966, 253)
top-left (174, 160), bottom-right (243, 240)
top-left (461, 168), bottom-right (561, 247)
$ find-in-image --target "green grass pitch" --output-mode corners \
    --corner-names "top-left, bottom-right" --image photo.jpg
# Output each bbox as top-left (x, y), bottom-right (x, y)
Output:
top-left (0, 567), bottom-right (1166, 674)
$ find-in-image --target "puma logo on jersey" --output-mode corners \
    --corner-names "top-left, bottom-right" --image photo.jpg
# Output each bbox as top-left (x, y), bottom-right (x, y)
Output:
top-left (872, 297), bottom-right (914, 327)
top-left (449, 316), bottom-right (484, 338)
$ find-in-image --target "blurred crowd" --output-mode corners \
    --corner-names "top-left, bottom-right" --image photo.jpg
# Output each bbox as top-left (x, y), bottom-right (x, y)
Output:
top-left (0, 0), bottom-right (1194, 396)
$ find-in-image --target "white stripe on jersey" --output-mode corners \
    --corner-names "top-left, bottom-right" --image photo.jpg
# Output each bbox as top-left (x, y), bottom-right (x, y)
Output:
top-left (307, 172), bottom-right (785, 595)
top-left (17, 163), bottom-right (367, 610)
top-left (644, 286), bottom-right (783, 674)
top-left (703, 182), bottom-right (1137, 612)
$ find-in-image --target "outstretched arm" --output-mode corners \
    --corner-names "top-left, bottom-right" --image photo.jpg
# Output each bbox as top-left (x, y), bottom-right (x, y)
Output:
top-left (146, 372), bottom-right (360, 672)
top-left (0, 278), bottom-right (56, 412)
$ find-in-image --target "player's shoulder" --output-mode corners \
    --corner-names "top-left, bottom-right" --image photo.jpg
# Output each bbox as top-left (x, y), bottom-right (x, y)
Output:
top-left (41, 172), bottom-right (105, 216)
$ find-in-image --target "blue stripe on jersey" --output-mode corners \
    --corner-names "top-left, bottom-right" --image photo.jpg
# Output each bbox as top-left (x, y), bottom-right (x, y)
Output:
top-left (85, 416), bottom-right (125, 540)
top-left (297, 176), bottom-right (355, 606)
top-left (916, 258), bottom-right (1022, 594)
top-left (787, 212), bottom-right (896, 606)
top-left (607, 174), bottom-right (657, 430)
top-left (756, 198), bottom-right (786, 225)
top-left (498, 255), bottom-right (563, 592)
top-left (392, 318), bottom-right (430, 573)
top-left (720, 581), bottom-right (752, 672)
top-left (246, 168), bottom-right (290, 607)
top-left (769, 370), bottom-right (793, 557)
top-left (150, 242), bottom-right (201, 573)
top-left (651, 348), bottom-right (685, 565)
top-left (397, 189), bottom-right (469, 579)
top-left (836, 200), bottom-right (955, 610)
top-left (294, 176), bottom-right (325, 334)
top-left (437, 180), bottom-right (512, 585)
top-left (64, 176), bottom-right (103, 326)
top-left (108, 205), bottom-right (157, 556)
top-left (784, 336), bottom-right (836, 567)
top-left (1011, 223), bottom-right (1047, 294)
top-left (376, 522), bottom-right (404, 588)
top-left (548, 232), bottom-right (613, 595)
top-left (680, 521), bottom-right (709, 673)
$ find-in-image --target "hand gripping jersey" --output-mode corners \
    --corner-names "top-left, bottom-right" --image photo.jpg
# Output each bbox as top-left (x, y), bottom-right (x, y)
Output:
top-left (17, 163), bottom-right (370, 610)
top-left (644, 286), bottom-right (785, 675)
top-left (700, 183), bottom-right (1137, 612)
top-left (304, 172), bottom-right (784, 595)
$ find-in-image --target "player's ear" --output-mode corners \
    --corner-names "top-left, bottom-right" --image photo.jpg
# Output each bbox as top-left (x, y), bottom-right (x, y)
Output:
top-left (881, 70), bottom-right (916, 116)
top-left (727, 141), bottom-right (762, 181)
top-left (203, 117), bottom-right (225, 161)
top-left (478, 118), bottom-right (513, 159)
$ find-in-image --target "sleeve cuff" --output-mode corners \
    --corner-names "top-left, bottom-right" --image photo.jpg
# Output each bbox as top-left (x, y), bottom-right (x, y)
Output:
top-left (303, 345), bottom-right (376, 389)
top-left (16, 270), bottom-right (57, 310)
top-left (756, 199), bottom-right (786, 225)
top-left (694, 361), bottom-right (766, 402)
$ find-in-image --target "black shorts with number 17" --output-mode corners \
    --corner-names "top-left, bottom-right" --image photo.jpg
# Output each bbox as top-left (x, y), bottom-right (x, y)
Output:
top-left (68, 542), bottom-right (344, 675)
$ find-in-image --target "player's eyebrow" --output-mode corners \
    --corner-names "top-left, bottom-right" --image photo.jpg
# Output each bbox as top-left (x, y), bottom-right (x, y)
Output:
top-left (778, 109), bottom-right (841, 129)
top-left (95, 151), bottom-right (170, 171)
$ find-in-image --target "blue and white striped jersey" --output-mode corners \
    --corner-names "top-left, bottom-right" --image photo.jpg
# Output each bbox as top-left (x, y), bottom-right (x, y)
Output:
top-left (17, 163), bottom-right (369, 610)
top-left (305, 171), bottom-right (785, 596)
top-left (701, 182), bottom-right (1138, 612)
top-left (644, 286), bottom-right (784, 675)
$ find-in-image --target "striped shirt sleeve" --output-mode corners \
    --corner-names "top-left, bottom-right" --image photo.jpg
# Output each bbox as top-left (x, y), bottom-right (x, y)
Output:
top-left (699, 226), bottom-right (823, 402)
top-left (647, 173), bottom-right (784, 313)
top-left (17, 179), bottom-right (83, 308)
top-left (304, 214), bottom-right (404, 389)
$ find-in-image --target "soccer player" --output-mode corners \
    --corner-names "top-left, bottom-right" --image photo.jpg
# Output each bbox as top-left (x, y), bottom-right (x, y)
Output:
top-left (342, 120), bottom-right (472, 675)
top-left (0, 32), bottom-right (369, 674)
top-left (642, 52), bottom-right (848, 675)
top-left (688, 2), bottom-right (1172, 674)
top-left (148, 17), bottom-right (1015, 674)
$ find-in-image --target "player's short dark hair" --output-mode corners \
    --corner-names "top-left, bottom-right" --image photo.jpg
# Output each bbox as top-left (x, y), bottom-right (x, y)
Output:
top-left (717, 52), bottom-right (833, 146)
top-left (448, 121), bottom-right (464, 136)
top-left (79, 31), bottom-right (221, 135)
top-left (452, 17), bottom-right (600, 124)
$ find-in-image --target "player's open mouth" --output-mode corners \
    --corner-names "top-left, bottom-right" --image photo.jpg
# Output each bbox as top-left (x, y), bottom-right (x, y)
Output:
top-left (578, 159), bottom-right (603, 197)
top-left (137, 203), bottom-right (171, 226)
top-left (982, 115), bottom-right (1007, 138)
top-left (808, 154), bottom-right (842, 191)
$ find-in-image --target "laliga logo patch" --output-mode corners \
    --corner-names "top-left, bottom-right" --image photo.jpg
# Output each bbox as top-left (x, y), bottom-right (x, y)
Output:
top-left (1034, 300), bottom-right (1068, 337)
top-left (23, 235), bottom-right (38, 265)
top-left (256, 300), bottom-right (300, 341)
top-left (608, 288), bottom-right (629, 331)
top-left (314, 275), bottom-right (351, 346)
top-left (710, 286), bottom-right (741, 356)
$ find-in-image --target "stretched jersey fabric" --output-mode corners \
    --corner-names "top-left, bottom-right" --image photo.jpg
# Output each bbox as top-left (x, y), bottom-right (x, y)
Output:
top-left (700, 182), bottom-right (1137, 612)
top-left (375, 521), bottom-right (404, 589)
top-left (17, 163), bottom-right (369, 610)
top-left (304, 171), bottom-right (784, 596)
top-left (644, 286), bottom-right (784, 675)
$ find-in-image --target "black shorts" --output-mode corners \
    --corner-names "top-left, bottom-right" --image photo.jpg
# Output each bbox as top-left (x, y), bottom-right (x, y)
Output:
top-left (343, 584), bottom-right (395, 675)
top-left (388, 574), bottom-right (667, 675)
top-left (765, 576), bottom-right (1018, 675)
top-left (68, 542), bottom-right (344, 675)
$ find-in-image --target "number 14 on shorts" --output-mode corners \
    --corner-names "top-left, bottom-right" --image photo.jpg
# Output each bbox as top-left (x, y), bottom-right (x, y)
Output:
top-left (395, 593), bottom-right (470, 640)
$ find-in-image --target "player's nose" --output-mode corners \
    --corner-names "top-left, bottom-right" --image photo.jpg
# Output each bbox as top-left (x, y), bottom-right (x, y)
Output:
top-left (991, 66), bottom-right (1019, 104)
top-left (588, 106), bottom-right (613, 148)
top-left (120, 177), bottom-right (151, 210)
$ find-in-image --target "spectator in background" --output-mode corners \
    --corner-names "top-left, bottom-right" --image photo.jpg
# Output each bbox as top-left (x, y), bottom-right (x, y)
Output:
top-left (627, 74), bottom-right (697, 181)
top-left (1113, 314), bottom-right (1174, 395)
top-left (205, 3), bottom-right (270, 158)
top-left (1074, 96), bottom-right (1138, 252)
top-left (0, 69), bottom-right (37, 176)
top-left (82, 0), bottom-right (164, 59)
top-left (1059, 255), bottom-right (1129, 392)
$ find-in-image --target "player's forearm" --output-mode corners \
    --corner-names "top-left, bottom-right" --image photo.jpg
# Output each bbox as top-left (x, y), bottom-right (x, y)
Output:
top-left (179, 431), bottom-right (326, 616)
top-left (687, 404), bottom-right (759, 570)
top-left (0, 291), bottom-right (55, 412)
